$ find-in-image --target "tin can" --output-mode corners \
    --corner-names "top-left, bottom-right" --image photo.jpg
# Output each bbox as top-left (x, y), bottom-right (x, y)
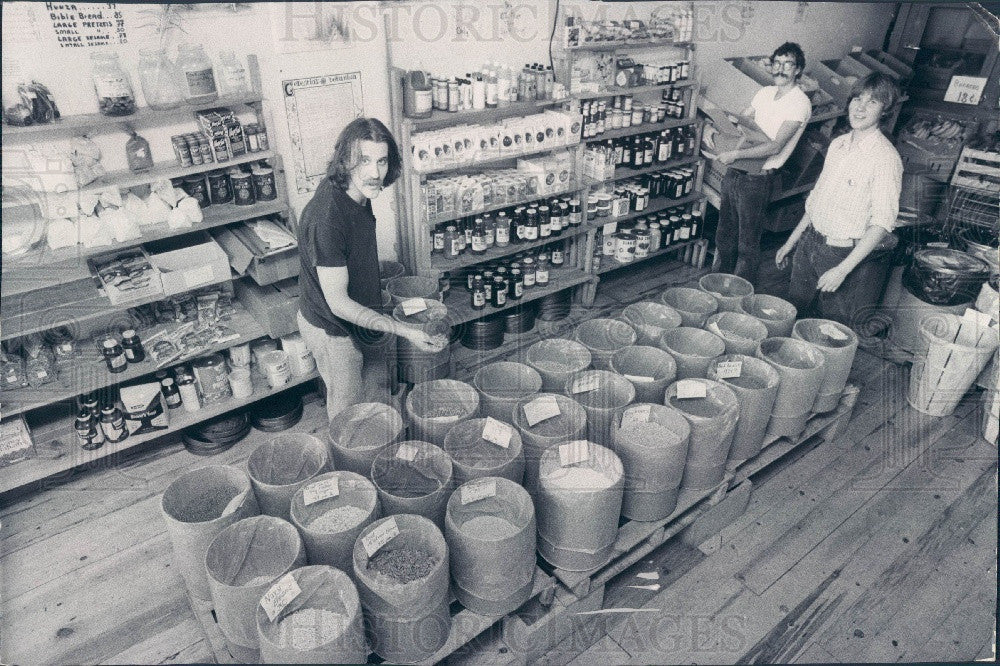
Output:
top-left (615, 233), bottom-right (637, 263)
top-left (192, 353), bottom-right (232, 405)
top-left (635, 229), bottom-right (651, 258)
top-left (182, 175), bottom-right (210, 208)
top-left (186, 134), bottom-right (204, 165)
top-left (177, 377), bottom-right (201, 413)
top-left (207, 171), bottom-right (232, 205)
top-left (230, 169), bottom-right (256, 206)
top-left (171, 136), bottom-right (193, 167)
top-left (251, 165), bottom-right (277, 201)
top-left (602, 232), bottom-right (616, 256)
top-left (256, 126), bottom-right (268, 152)
top-left (198, 136), bottom-right (214, 164)
top-left (245, 124), bottom-right (260, 152)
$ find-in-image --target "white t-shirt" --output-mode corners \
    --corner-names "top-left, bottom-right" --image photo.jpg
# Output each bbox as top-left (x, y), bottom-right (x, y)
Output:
top-left (750, 85), bottom-right (812, 171)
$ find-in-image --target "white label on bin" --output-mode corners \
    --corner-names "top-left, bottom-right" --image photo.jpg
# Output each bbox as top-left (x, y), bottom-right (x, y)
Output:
top-left (819, 323), bottom-right (849, 341)
top-left (428, 414), bottom-right (461, 423)
top-left (624, 374), bottom-right (654, 383)
top-left (396, 443), bottom-right (420, 461)
top-left (183, 265), bottom-right (215, 289)
top-left (716, 361), bottom-right (742, 379)
top-left (302, 478), bottom-right (340, 505)
top-left (603, 222), bottom-right (618, 236)
top-left (560, 440), bottom-right (591, 466)
top-left (623, 404), bottom-right (652, 425)
top-left (677, 380), bottom-right (707, 399)
top-left (964, 308), bottom-right (995, 328)
top-left (482, 417), bottom-right (512, 448)
top-left (523, 396), bottom-right (561, 426)
top-left (707, 321), bottom-right (724, 336)
top-left (571, 374), bottom-right (600, 394)
top-left (761, 307), bottom-right (778, 317)
top-left (260, 573), bottom-right (301, 622)
top-left (362, 518), bottom-right (399, 557)
top-left (401, 298), bottom-right (427, 316)
top-left (462, 479), bottom-right (497, 504)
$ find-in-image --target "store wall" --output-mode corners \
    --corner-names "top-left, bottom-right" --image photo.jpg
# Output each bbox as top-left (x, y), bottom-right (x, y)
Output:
top-left (2, 1), bottom-right (897, 263)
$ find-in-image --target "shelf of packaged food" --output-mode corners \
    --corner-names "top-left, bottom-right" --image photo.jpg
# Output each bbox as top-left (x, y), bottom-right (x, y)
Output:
top-left (443, 267), bottom-right (592, 326)
top-left (423, 180), bottom-right (585, 228)
top-left (593, 191), bottom-right (707, 230)
top-left (585, 116), bottom-right (698, 143)
top-left (0, 198), bottom-right (290, 297)
top-left (0, 309), bottom-right (266, 418)
top-left (597, 237), bottom-right (701, 274)
top-left (414, 143), bottom-right (581, 176)
top-left (564, 39), bottom-right (695, 52)
top-left (0, 368), bottom-right (319, 497)
top-left (0, 92), bottom-right (265, 140)
top-left (0, 267), bottom-right (239, 343)
top-left (586, 154), bottom-right (701, 186)
top-left (430, 224), bottom-right (593, 272)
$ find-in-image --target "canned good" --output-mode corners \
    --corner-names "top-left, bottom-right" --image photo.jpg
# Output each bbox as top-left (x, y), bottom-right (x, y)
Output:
top-left (245, 124), bottom-right (260, 152)
top-left (171, 136), bottom-right (193, 167)
top-left (192, 353), bottom-right (231, 405)
top-left (602, 232), bottom-right (616, 256)
top-left (187, 134), bottom-right (204, 165)
top-left (207, 171), bottom-right (232, 205)
top-left (182, 175), bottom-right (210, 208)
top-left (615, 232), bottom-right (637, 263)
top-left (635, 229), bottom-right (651, 258)
top-left (251, 165), bottom-right (277, 201)
top-left (256, 126), bottom-right (269, 151)
top-left (230, 169), bottom-right (256, 206)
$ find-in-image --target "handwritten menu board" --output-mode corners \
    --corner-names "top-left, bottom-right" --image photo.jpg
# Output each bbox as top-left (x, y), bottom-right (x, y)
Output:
top-left (46, 2), bottom-right (128, 48)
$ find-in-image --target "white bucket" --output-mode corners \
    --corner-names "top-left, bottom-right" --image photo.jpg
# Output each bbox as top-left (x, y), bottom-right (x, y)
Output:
top-left (282, 333), bottom-right (317, 376)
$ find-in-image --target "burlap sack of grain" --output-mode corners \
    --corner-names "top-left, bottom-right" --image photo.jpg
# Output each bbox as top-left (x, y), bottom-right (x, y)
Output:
top-left (247, 433), bottom-right (329, 521)
top-left (161, 465), bottom-right (260, 601)
top-left (255, 565), bottom-right (367, 664)
top-left (445, 477), bottom-right (536, 615)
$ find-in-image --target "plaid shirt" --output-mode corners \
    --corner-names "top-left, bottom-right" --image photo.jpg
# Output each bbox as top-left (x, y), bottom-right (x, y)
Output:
top-left (805, 130), bottom-right (903, 239)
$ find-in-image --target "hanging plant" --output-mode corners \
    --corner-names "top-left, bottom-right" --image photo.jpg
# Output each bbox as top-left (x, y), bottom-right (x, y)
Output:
top-left (136, 4), bottom-right (188, 52)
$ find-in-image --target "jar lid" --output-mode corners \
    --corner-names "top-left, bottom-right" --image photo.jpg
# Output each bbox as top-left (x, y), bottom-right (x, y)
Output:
top-left (123, 328), bottom-right (137, 339)
top-left (161, 377), bottom-right (176, 387)
top-left (102, 339), bottom-right (117, 349)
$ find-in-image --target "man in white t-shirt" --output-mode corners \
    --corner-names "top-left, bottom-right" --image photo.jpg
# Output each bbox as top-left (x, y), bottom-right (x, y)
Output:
top-left (715, 42), bottom-right (812, 285)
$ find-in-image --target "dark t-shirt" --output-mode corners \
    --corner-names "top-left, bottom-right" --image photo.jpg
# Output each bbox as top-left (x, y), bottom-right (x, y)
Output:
top-left (298, 178), bottom-right (381, 337)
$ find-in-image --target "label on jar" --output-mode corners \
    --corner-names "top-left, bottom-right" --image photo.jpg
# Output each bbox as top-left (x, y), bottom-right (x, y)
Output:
top-left (536, 269), bottom-right (549, 284)
top-left (184, 68), bottom-right (217, 96)
top-left (94, 75), bottom-right (131, 99)
top-left (523, 226), bottom-right (538, 241)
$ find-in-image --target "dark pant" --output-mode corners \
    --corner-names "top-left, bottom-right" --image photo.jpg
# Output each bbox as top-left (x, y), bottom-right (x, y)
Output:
top-left (716, 169), bottom-right (776, 286)
top-left (788, 226), bottom-right (883, 329)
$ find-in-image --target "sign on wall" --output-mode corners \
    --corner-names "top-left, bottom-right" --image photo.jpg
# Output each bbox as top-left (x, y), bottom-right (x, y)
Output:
top-left (282, 72), bottom-right (364, 193)
top-left (45, 2), bottom-right (128, 48)
top-left (943, 76), bottom-right (987, 106)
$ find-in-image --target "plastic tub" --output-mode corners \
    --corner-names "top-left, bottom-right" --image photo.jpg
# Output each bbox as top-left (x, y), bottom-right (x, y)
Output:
top-left (704, 311), bottom-right (769, 356)
top-left (512, 392), bottom-right (588, 493)
top-left (660, 287), bottom-right (719, 328)
top-left (574, 318), bottom-right (638, 371)
top-left (707, 355), bottom-right (780, 463)
top-left (620, 301), bottom-right (683, 346)
top-left (757, 337), bottom-right (827, 439)
top-left (473, 362), bottom-right (543, 422)
top-left (526, 338), bottom-right (592, 392)
top-left (792, 318), bottom-right (859, 413)
top-left (247, 433), bottom-right (329, 521)
top-left (665, 378), bottom-right (740, 490)
top-left (659, 327), bottom-right (726, 379)
top-left (743, 294), bottom-right (797, 338)
top-left (698, 273), bottom-right (754, 312)
top-left (393, 299), bottom-right (452, 385)
top-left (405, 379), bottom-right (480, 448)
top-left (565, 370), bottom-right (636, 448)
top-left (327, 403), bottom-right (405, 477)
top-left (609, 345), bottom-right (678, 403)
top-left (443, 417), bottom-right (526, 486)
top-left (379, 260), bottom-right (406, 290)
top-left (370, 441), bottom-right (454, 530)
top-left (386, 275), bottom-right (439, 306)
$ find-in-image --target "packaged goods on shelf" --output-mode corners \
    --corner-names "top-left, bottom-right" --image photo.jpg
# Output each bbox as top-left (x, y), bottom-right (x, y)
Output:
top-left (91, 247), bottom-right (164, 305)
top-left (0, 417), bottom-right (34, 467)
top-left (235, 278), bottom-right (301, 339)
top-left (119, 382), bottom-right (170, 436)
top-left (144, 232), bottom-right (231, 298)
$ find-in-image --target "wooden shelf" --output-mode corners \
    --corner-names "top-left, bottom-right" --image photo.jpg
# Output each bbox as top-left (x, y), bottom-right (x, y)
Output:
top-left (0, 310), bottom-right (266, 416)
top-left (593, 191), bottom-right (706, 230)
top-left (443, 267), bottom-right (592, 326)
top-left (404, 98), bottom-right (565, 131)
top-left (1, 368), bottom-right (318, 497)
top-left (585, 116), bottom-right (697, 143)
top-left (424, 180), bottom-right (585, 227)
top-left (597, 238), bottom-right (701, 274)
top-left (430, 224), bottom-right (592, 272)
top-left (0, 267), bottom-right (238, 342)
top-left (576, 77), bottom-right (698, 100)
top-left (588, 154), bottom-right (701, 185)
top-left (564, 39), bottom-right (695, 52)
top-left (415, 143), bottom-right (580, 176)
top-left (0, 92), bottom-right (264, 140)
top-left (1, 198), bottom-right (289, 297)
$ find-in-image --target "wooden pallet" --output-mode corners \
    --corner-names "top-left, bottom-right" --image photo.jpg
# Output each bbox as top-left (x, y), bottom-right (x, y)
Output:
top-left (187, 566), bottom-right (555, 665)
top-left (542, 384), bottom-right (860, 599)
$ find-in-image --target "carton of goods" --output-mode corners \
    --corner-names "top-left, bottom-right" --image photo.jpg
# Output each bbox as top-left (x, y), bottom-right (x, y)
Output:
top-left (699, 100), bottom-right (772, 175)
top-left (91, 247), bottom-right (164, 306)
top-left (120, 382), bottom-right (170, 436)
top-left (146, 232), bottom-right (231, 297)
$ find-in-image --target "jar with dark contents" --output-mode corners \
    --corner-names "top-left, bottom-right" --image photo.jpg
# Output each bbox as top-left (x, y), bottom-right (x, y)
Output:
top-left (121, 329), bottom-right (146, 364)
top-left (491, 276), bottom-right (507, 307)
top-left (536, 253), bottom-right (550, 286)
top-left (182, 175), bottom-right (210, 208)
top-left (160, 377), bottom-right (183, 409)
top-left (102, 338), bottom-right (128, 374)
top-left (91, 52), bottom-right (136, 117)
top-left (207, 171), bottom-right (233, 205)
top-left (230, 169), bottom-right (256, 206)
top-left (471, 276), bottom-right (486, 310)
top-left (251, 165), bottom-right (277, 201)
top-left (537, 205), bottom-right (551, 238)
top-left (100, 405), bottom-right (129, 443)
top-left (75, 410), bottom-right (104, 450)
top-left (508, 268), bottom-right (524, 300)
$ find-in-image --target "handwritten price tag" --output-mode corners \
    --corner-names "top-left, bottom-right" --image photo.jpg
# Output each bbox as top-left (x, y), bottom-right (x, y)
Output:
top-left (259, 573), bottom-right (301, 622)
top-left (523, 396), bottom-right (561, 427)
top-left (716, 360), bottom-right (742, 379)
top-left (396, 443), bottom-right (420, 461)
top-left (302, 477), bottom-right (340, 505)
top-left (482, 417), bottom-right (512, 448)
top-left (761, 307), bottom-right (778, 317)
top-left (559, 440), bottom-right (591, 466)
top-left (401, 298), bottom-right (428, 316)
top-left (943, 75), bottom-right (986, 105)
top-left (571, 374), bottom-right (600, 394)
top-left (362, 518), bottom-right (399, 557)
top-left (623, 404), bottom-right (652, 425)
top-left (676, 379), bottom-right (707, 399)
top-left (818, 323), bottom-right (849, 341)
top-left (623, 374), bottom-right (654, 383)
top-left (461, 479), bottom-right (497, 504)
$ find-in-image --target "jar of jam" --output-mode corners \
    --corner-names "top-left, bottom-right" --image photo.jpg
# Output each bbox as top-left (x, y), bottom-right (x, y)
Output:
top-left (569, 199), bottom-right (582, 227)
top-left (635, 229), bottom-right (651, 258)
top-left (551, 242), bottom-right (565, 266)
top-left (649, 222), bottom-right (662, 250)
top-left (537, 205), bottom-right (551, 238)
top-left (444, 225), bottom-right (460, 259)
top-left (491, 276), bottom-right (507, 307)
top-left (122, 329), bottom-right (145, 364)
top-left (523, 208), bottom-right (539, 241)
top-left (536, 253), bottom-right (550, 286)
top-left (471, 276), bottom-right (486, 310)
top-left (522, 257), bottom-right (536, 288)
top-left (495, 212), bottom-right (511, 246)
top-left (508, 268), bottom-right (524, 300)
top-left (102, 338), bottom-right (128, 374)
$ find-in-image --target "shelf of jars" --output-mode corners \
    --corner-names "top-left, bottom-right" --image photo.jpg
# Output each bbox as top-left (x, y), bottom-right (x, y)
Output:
top-left (594, 190), bottom-right (706, 230)
top-left (442, 266), bottom-right (593, 326)
top-left (596, 237), bottom-right (701, 275)
top-left (563, 39), bottom-right (695, 52)
top-left (0, 308), bottom-right (265, 417)
top-left (2, 368), bottom-right (319, 497)
top-left (414, 143), bottom-right (581, 177)
top-left (589, 153), bottom-right (701, 185)
top-left (430, 224), bottom-right (593, 272)
top-left (422, 179), bottom-right (586, 228)
top-left (585, 116), bottom-right (697, 144)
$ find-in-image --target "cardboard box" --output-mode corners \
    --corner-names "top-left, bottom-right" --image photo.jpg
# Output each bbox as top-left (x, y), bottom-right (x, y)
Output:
top-left (212, 222), bottom-right (298, 287)
top-left (146, 232), bottom-right (231, 297)
top-left (235, 277), bottom-right (301, 339)
top-left (0, 416), bottom-right (34, 467)
top-left (120, 382), bottom-right (169, 436)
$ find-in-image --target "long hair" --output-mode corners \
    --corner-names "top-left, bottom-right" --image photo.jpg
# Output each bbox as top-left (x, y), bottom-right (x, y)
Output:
top-left (326, 117), bottom-right (402, 189)
top-left (848, 72), bottom-right (901, 120)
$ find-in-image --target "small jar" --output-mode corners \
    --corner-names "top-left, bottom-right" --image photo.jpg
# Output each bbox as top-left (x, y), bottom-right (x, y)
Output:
top-left (569, 199), bottom-right (582, 227)
top-left (649, 221), bottom-right (662, 250)
top-left (176, 43), bottom-right (219, 105)
top-left (522, 257), bottom-right (536, 288)
top-left (101, 338), bottom-right (128, 374)
top-left (177, 376), bottom-right (201, 413)
top-left (161, 377), bottom-right (183, 409)
top-left (121, 329), bottom-right (146, 364)
top-left (551, 242), bottom-right (565, 266)
top-left (635, 229), bottom-right (651, 258)
top-left (91, 52), bottom-right (136, 117)
top-left (508, 268), bottom-right (524, 300)
top-left (615, 233), bottom-right (637, 263)
top-left (444, 225), bottom-right (460, 258)
top-left (602, 232), bottom-right (616, 256)
top-left (100, 405), bottom-right (129, 444)
top-left (216, 49), bottom-right (249, 96)
top-left (76, 410), bottom-right (104, 451)
top-left (535, 253), bottom-right (550, 286)
top-left (586, 195), bottom-right (598, 218)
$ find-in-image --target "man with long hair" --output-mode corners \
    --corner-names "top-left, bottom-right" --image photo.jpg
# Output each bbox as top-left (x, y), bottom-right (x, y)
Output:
top-left (776, 72), bottom-right (904, 327)
top-left (297, 117), bottom-right (445, 420)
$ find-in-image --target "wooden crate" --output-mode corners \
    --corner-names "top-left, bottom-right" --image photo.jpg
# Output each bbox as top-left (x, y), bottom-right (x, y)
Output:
top-left (950, 147), bottom-right (1000, 195)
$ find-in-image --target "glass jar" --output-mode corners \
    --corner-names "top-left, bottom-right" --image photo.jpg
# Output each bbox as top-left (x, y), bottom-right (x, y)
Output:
top-left (138, 48), bottom-right (184, 110)
top-left (91, 52), bottom-right (136, 117)
top-left (215, 50), bottom-right (249, 97)
top-left (176, 43), bottom-right (218, 105)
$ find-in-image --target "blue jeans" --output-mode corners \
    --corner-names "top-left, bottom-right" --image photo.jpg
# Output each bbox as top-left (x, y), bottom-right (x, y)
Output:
top-left (788, 226), bottom-right (881, 329)
top-left (716, 169), bottom-right (776, 286)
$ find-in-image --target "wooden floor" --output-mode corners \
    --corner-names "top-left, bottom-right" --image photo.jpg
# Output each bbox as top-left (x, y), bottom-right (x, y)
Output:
top-left (1, 254), bottom-right (996, 665)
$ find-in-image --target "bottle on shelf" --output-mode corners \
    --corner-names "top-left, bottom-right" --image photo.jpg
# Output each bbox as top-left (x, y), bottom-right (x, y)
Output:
top-left (216, 49), bottom-right (250, 96)
top-left (137, 48), bottom-right (184, 110)
top-left (100, 404), bottom-right (129, 444)
top-left (471, 276), bottom-right (486, 310)
top-left (176, 43), bottom-right (219, 105)
top-left (102, 338), bottom-right (128, 374)
top-left (91, 52), bottom-right (137, 117)
top-left (121, 329), bottom-right (146, 364)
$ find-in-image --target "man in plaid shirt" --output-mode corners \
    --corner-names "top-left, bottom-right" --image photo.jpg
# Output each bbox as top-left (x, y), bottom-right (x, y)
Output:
top-left (776, 72), bottom-right (904, 328)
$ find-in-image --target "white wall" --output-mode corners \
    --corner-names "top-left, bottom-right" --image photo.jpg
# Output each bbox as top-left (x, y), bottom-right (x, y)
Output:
top-left (2, 1), bottom-right (897, 261)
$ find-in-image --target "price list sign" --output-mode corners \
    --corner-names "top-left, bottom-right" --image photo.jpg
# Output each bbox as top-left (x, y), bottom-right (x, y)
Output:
top-left (47, 3), bottom-right (128, 48)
